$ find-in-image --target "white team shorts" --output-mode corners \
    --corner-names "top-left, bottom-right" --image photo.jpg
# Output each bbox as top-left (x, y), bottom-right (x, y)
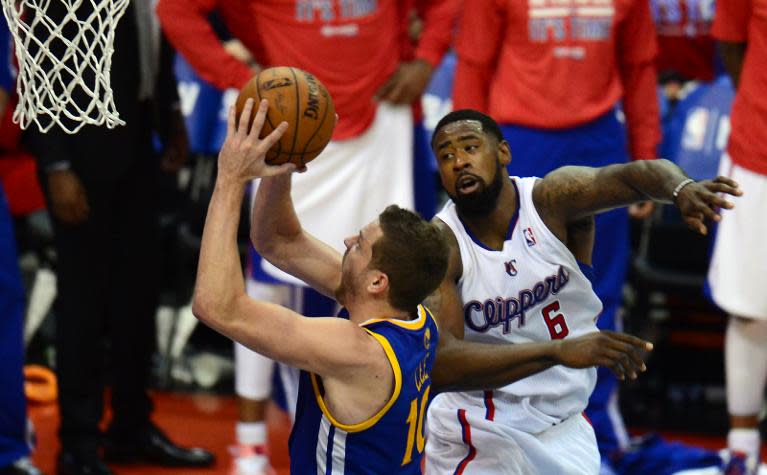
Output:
top-left (258, 102), bottom-right (415, 285)
top-left (708, 153), bottom-right (767, 320)
top-left (425, 405), bottom-right (599, 475)
top-left (234, 279), bottom-right (309, 420)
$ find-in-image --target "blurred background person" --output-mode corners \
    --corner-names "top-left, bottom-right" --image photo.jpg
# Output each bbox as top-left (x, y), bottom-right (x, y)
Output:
top-left (24, 2), bottom-right (214, 474)
top-left (708, 0), bottom-right (767, 473)
top-left (652, 0), bottom-right (717, 85)
top-left (0, 182), bottom-right (40, 475)
top-left (0, 16), bottom-right (43, 475)
top-left (156, 1), bottom-right (459, 474)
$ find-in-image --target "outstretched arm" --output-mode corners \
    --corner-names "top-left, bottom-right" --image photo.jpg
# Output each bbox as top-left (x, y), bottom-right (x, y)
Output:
top-left (432, 330), bottom-right (652, 393)
top-left (193, 99), bottom-right (376, 378)
top-left (533, 160), bottom-right (742, 238)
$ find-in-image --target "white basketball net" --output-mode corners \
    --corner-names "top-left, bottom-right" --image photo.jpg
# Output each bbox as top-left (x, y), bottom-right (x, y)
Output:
top-left (1, 0), bottom-right (130, 133)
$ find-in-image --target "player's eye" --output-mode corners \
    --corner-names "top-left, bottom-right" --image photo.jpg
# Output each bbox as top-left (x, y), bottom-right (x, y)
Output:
top-left (440, 153), bottom-right (454, 161)
top-left (465, 145), bottom-right (478, 152)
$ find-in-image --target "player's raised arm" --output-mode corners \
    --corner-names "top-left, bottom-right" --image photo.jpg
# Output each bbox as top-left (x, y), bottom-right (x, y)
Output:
top-left (533, 160), bottom-right (743, 236)
top-left (193, 98), bottom-right (382, 378)
top-left (250, 174), bottom-right (343, 298)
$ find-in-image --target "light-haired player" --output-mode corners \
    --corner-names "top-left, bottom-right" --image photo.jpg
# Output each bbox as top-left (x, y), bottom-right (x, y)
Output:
top-left (425, 110), bottom-right (742, 475)
top-left (156, 2), bottom-right (459, 472)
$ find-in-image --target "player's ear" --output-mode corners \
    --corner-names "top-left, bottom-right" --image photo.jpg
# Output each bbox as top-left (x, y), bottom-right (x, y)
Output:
top-left (367, 270), bottom-right (389, 296)
top-left (498, 140), bottom-right (511, 167)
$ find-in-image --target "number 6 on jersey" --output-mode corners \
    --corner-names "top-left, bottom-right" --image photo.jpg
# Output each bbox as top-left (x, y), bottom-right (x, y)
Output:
top-left (542, 301), bottom-right (569, 340)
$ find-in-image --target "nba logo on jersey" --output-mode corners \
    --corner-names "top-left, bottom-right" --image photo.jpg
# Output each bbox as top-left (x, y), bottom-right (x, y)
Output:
top-left (505, 259), bottom-right (518, 276)
top-left (523, 227), bottom-right (537, 247)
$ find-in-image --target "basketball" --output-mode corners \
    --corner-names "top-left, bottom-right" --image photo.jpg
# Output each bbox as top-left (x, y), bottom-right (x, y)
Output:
top-left (235, 66), bottom-right (335, 167)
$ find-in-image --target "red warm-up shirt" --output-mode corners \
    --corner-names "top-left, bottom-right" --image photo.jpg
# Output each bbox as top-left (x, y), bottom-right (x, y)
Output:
top-left (157, 0), bottom-right (457, 141)
top-left (453, 0), bottom-right (661, 159)
top-left (653, 0), bottom-right (715, 81)
top-left (712, 0), bottom-right (767, 175)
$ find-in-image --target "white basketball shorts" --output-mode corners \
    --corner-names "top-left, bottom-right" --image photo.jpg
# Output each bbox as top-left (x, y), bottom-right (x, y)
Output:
top-left (234, 279), bottom-right (306, 420)
top-left (708, 153), bottom-right (767, 320)
top-left (425, 407), bottom-right (600, 475)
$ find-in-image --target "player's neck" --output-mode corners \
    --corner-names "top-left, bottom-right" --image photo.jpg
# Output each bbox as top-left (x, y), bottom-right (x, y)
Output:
top-left (346, 299), bottom-right (412, 325)
top-left (458, 180), bottom-right (518, 250)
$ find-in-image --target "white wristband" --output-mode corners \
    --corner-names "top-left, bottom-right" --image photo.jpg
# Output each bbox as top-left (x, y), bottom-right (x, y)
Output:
top-left (672, 178), bottom-right (695, 200)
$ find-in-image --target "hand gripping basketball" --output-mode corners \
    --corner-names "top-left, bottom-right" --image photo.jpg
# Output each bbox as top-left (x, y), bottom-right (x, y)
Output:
top-left (218, 98), bottom-right (296, 183)
top-left (235, 67), bottom-right (335, 166)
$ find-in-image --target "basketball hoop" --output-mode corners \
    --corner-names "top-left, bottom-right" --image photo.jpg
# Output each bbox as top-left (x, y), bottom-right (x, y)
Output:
top-left (1, 0), bottom-right (130, 134)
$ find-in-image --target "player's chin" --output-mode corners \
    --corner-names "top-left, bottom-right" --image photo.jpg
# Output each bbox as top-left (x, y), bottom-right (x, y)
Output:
top-left (455, 186), bottom-right (485, 201)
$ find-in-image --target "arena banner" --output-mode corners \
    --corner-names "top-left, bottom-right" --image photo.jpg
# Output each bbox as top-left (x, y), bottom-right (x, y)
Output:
top-left (662, 75), bottom-right (734, 181)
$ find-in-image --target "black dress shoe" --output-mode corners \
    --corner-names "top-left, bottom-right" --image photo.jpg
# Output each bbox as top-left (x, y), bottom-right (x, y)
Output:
top-left (104, 423), bottom-right (214, 467)
top-left (56, 452), bottom-right (114, 475)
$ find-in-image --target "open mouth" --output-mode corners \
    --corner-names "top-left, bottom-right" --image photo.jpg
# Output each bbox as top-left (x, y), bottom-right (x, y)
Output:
top-left (456, 174), bottom-right (480, 194)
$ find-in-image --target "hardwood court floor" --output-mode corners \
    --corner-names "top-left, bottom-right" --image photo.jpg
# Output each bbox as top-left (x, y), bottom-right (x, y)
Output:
top-left (28, 391), bottom-right (766, 475)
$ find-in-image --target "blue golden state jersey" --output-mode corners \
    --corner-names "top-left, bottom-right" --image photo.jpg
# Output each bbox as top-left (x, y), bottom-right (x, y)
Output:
top-left (288, 305), bottom-right (438, 474)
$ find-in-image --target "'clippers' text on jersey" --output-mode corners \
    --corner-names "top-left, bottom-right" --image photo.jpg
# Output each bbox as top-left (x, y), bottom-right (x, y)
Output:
top-left (431, 177), bottom-right (603, 434)
top-left (464, 265), bottom-right (571, 334)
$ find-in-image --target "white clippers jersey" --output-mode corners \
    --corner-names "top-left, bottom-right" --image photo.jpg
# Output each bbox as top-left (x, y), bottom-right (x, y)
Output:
top-left (430, 176), bottom-right (603, 435)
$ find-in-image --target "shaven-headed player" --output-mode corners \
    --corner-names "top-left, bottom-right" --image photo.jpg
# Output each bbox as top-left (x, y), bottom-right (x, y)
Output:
top-left (197, 99), bottom-right (653, 474)
top-left (425, 110), bottom-right (743, 475)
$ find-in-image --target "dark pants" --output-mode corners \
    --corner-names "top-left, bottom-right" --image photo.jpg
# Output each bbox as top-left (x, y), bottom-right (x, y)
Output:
top-left (0, 184), bottom-right (29, 468)
top-left (45, 154), bottom-right (160, 456)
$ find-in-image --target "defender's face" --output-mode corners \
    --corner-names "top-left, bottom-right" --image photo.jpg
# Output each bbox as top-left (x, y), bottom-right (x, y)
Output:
top-left (433, 120), bottom-right (505, 200)
top-left (336, 221), bottom-right (383, 305)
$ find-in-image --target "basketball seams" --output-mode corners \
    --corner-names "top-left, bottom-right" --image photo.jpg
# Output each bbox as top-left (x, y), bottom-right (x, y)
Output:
top-left (299, 87), bottom-right (332, 166)
top-left (238, 66), bottom-right (334, 166)
top-left (288, 67), bottom-right (301, 162)
top-left (255, 71), bottom-right (282, 163)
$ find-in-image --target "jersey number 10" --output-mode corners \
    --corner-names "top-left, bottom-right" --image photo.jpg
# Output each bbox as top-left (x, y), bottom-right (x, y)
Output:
top-left (401, 385), bottom-right (431, 465)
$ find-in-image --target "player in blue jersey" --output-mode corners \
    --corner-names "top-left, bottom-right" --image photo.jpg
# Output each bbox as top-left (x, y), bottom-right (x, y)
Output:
top-left (195, 98), bottom-right (450, 474)
top-left (195, 99), bottom-right (654, 474)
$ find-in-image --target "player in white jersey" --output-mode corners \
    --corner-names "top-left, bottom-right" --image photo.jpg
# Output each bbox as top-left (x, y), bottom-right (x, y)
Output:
top-left (425, 109), bottom-right (743, 475)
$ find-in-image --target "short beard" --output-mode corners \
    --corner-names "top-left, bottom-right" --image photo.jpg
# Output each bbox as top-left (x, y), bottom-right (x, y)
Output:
top-left (451, 162), bottom-right (504, 217)
top-left (335, 271), bottom-right (355, 306)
